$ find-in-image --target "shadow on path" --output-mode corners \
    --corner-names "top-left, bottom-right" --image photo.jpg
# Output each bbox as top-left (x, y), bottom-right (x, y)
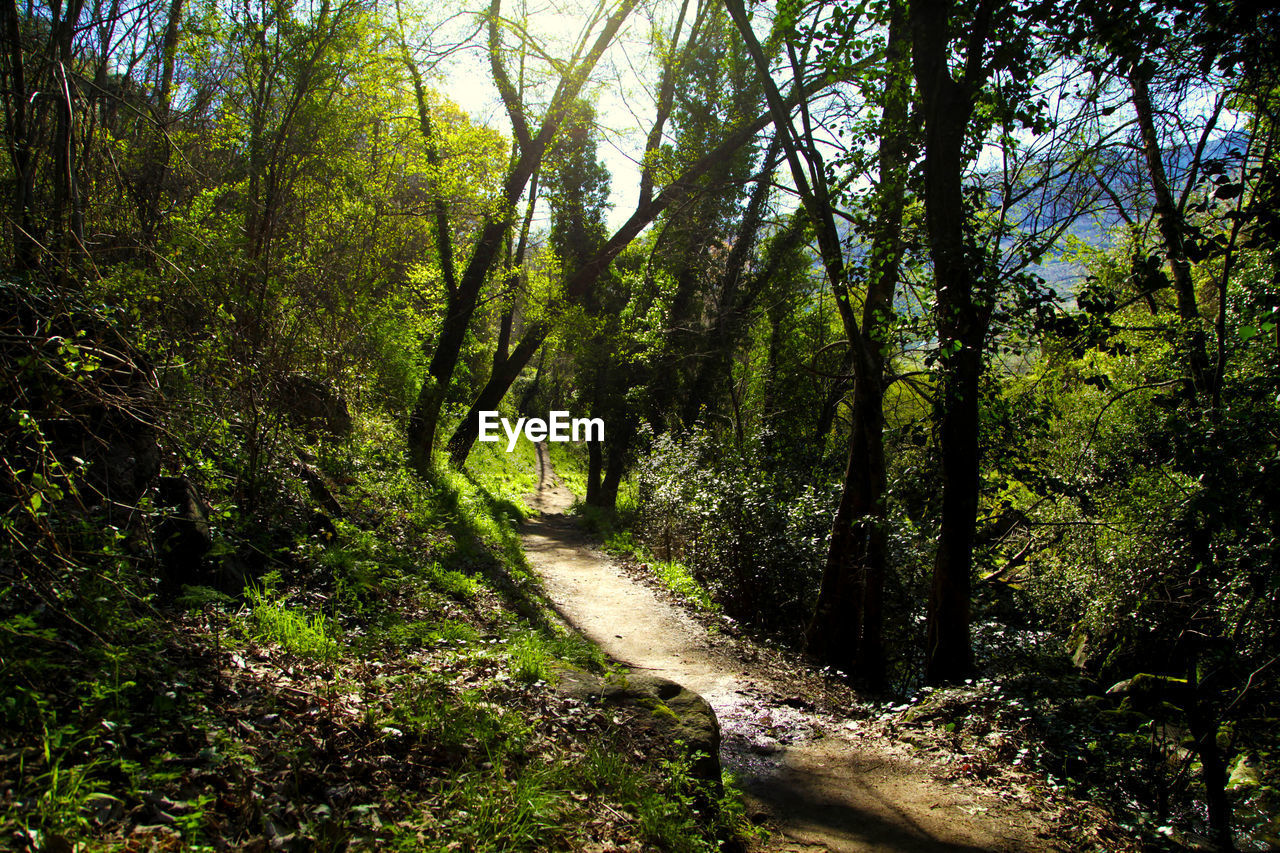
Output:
top-left (520, 443), bottom-right (1056, 853)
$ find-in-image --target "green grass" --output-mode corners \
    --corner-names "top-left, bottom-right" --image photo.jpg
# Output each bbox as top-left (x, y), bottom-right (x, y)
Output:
top-left (1, 408), bottom-right (749, 852)
top-left (649, 558), bottom-right (718, 611)
top-left (246, 580), bottom-right (340, 660)
top-left (546, 439), bottom-right (589, 497)
top-left (384, 617), bottom-right (479, 650)
top-left (462, 430), bottom-right (540, 514)
top-left (602, 530), bottom-right (718, 612)
top-left (507, 632), bottom-right (555, 684)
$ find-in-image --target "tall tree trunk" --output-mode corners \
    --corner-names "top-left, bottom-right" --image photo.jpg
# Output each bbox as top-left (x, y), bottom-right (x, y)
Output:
top-left (446, 321), bottom-right (548, 466)
top-left (805, 393), bottom-right (877, 672)
top-left (599, 414), bottom-right (635, 511)
top-left (406, 0), bottom-right (639, 474)
top-left (52, 0), bottom-right (86, 267)
top-left (140, 0), bottom-right (185, 248)
top-left (1185, 678), bottom-right (1233, 851)
top-left (1129, 67), bottom-right (1212, 401)
top-left (680, 136), bottom-right (781, 427)
top-left (912, 0), bottom-right (993, 684)
top-left (585, 437), bottom-right (603, 504)
top-left (443, 102), bottom-right (784, 465)
top-left (1, 0), bottom-right (37, 269)
top-left (800, 0), bottom-right (909, 688)
top-left (925, 344), bottom-right (982, 681)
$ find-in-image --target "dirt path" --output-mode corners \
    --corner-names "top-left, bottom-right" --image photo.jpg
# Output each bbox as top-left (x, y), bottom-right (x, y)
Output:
top-left (521, 444), bottom-right (1061, 853)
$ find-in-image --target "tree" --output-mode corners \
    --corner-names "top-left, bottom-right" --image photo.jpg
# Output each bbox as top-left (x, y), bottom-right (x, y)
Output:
top-left (405, 0), bottom-right (639, 475)
top-left (727, 0), bottom-right (910, 687)
top-left (442, 0), bottom-right (811, 470)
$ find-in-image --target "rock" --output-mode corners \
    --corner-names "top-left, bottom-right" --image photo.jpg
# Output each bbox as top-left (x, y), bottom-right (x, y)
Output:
top-left (308, 510), bottom-right (337, 542)
top-left (1104, 673), bottom-right (1192, 707)
top-left (0, 280), bottom-right (164, 508)
top-left (1068, 627), bottom-right (1098, 672)
top-left (1227, 753), bottom-right (1262, 790)
top-left (557, 669), bottom-right (722, 790)
top-left (153, 476), bottom-right (212, 586)
top-left (46, 406), bottom-right (162, 507)
top-left (781, 695), bottom-right (814, 711)
top-left (213, 551), bottom-right (252, 595)
top-left (275, 374), bottom-right (351, 438)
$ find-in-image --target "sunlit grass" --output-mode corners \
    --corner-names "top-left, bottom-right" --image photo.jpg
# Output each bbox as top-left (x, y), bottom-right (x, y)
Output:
top-left (246, 579), bottom-right (340, 660)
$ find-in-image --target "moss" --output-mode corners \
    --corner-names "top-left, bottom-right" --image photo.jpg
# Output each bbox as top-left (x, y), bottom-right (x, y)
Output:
top-left (651, 702), bottom-right (680, 722)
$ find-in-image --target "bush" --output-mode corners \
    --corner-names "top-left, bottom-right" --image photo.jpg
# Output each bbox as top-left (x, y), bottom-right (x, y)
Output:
top-left (630, 429), bottom-right (835, 634)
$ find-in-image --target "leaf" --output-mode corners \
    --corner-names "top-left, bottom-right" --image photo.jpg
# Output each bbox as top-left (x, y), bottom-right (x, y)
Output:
top-left (1238, 325), bottom-right (1258, 340)
top-left (1214, 183), bottom-right (1243, 200)
top-left (28, 493), bottom-right (41, 512)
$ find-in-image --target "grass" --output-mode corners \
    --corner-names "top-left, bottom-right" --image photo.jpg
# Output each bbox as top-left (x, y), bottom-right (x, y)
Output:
top-left (546, 438), bottom-right (590, 497)
top-left (507, 632), bottom-right (555, 684)
top-left (651, 559), bottom-right (717, 611)
top-left (1, 409), bottom-right (751, 852)
top-left (246, 577), bottom-right (340, 660)
top-left (462, 429), bottom-right (540, 513)
top-left (543, 437), bottom-right (720, 613)
top-left (601, 529), bottom-right (719, 612)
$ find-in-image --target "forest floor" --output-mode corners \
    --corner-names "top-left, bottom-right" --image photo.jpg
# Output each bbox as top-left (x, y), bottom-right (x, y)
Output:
top-left (522, 443), bottom-right (1101, 853)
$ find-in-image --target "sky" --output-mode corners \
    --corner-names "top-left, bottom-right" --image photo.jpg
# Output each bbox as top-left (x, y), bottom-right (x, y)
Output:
top-left (427, 0), bottom-right (676, 232)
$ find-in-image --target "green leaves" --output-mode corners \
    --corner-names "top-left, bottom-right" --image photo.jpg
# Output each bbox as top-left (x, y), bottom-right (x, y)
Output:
top-left (1238, 320), bottom-right (1275, 341)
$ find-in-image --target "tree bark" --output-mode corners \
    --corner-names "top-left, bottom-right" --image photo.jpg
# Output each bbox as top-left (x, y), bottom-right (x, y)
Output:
top-left (912, 0), bottom-right (993, 684)
top-left (443, 99), bottom-right (790, 466)
top-left (585, 437), bottom-right (603, 505)
top-left (599, 413), bottom-right (635, 510)
top-left (140, 0), bottom-right (185, 248)
top-left (725, 0), bottom-right (907, 687)
top-left (1129, 67), bottom-right (1212, 400)
top-left (680, 135), bottom-right (781, 427)
top-left (0, 0), bottom-right (37, 269)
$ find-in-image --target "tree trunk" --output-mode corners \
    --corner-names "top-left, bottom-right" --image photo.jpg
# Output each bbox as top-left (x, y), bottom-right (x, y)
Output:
top-left (586, 438), bottom-right (603, 505)
top-left (140, 0), bottom-right (185, 248)
top-left (1129, 67), bottom-right (1212, 400)
top-left (599, 414), bottom-right (635, 511)
top-left (52, 0), bottom-right (86, 267)
top-left (442, 100), bottom-right (784, 466)
top-left (1, 0), bottom-right (38, 269)
top-left (446, 321), bottom-right (548, 467)
top-left (409, 220), bottom-right (522, 474)
top-left (1188, 692), bottom-right (1234, 851)
top-left (912, 0), bottom-right (992, 684)
top-left (406, 0), bottom-right (638, 473)
top-left (680, 136), bottom-right (781, 427)
top-left (804, 384), bottom-right (880, 674)
top-left (800, 0), bottom-right (909, 689)
top-left (925, 344), bottom-right (981, 681)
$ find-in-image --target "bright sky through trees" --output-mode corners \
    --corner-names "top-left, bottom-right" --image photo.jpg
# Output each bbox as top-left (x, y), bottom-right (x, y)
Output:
top-left (428, 0), bottom-right (669, 230)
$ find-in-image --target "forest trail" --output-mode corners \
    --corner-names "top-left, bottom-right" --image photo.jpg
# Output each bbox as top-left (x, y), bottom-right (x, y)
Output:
top-left (520, 444), bottom-right (1061, 853)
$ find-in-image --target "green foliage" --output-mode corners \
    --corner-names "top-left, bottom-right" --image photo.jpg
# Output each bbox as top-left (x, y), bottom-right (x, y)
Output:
top-left (630, 428), bottom-right (834, 632)
top-left (506, 632), bottom-right (555, 684)
top-left (7, 0), bottom-right (1280, 846)
top-left (546, 439), bottom-right (590, 497)
top-left (246, 575), bottom-right (340, 661)
top-left (649, 558), bottom-right (718, 612)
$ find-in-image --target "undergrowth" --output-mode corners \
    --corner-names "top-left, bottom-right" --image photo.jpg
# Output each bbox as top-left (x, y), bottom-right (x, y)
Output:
top-left (0, 287), bottom-right (754, 851)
